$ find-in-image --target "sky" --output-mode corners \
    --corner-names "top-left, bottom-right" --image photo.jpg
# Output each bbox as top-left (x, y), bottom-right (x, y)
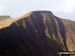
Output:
top-left (0, 0), bottom-right (75, 21)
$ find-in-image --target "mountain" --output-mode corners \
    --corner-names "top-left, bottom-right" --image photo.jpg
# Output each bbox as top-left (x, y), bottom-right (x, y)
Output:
top-left (0, 16), bottom-right (11, 21)
top-left (0, 11), bottom-right (75, 56)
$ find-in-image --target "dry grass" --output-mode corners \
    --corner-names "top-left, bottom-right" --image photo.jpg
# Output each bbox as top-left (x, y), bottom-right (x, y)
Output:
top-left (0, 12), bottom-right (32, 29)
top-left (0, 18), bottom-right (14, 29)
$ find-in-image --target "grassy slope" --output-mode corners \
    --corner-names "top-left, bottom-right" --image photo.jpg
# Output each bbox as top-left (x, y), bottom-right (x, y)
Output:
top-left (0, 11), bottom-right (75, 56)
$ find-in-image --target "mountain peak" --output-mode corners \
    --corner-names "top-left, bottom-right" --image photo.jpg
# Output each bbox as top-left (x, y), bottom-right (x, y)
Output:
top-left (31, 11), bottom-right (53, 13)
top-left (18, 11), bottom-right (53, 19)
top-left (0, 10), bottom-right (75, 56)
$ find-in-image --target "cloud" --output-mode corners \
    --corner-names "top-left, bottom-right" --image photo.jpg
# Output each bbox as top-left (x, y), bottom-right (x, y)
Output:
top-left (0, 0), bottom-right (75, 21)
top-left (52, 0), bottom-right (75, 13)
top-left (1, 0), bottom-right (75, 14)
top-left (0, 4), bottom-right (5, 14)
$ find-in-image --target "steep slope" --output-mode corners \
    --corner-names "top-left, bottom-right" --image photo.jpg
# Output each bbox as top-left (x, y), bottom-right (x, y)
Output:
top-left (0, 11), bottom-right (75, 56)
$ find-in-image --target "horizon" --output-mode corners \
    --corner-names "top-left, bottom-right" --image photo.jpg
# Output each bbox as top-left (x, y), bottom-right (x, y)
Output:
top-left (0, 0), bottom-right (75, 21)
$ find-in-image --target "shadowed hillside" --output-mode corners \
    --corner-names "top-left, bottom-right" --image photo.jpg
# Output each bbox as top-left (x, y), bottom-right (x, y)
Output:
top-left (0, 11), bottom-right (75, 56)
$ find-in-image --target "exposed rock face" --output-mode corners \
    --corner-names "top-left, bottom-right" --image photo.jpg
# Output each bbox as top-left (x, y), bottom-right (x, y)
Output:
top-left (0, 11), bottom-right (75, 56)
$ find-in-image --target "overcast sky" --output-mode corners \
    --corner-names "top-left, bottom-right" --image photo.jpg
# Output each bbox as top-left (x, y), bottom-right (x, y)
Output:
top-left (0, 0), bottom-right (75, 21)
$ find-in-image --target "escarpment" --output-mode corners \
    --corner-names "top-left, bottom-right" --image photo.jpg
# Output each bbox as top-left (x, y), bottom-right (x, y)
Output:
top-left (0, 11), bottom-right (75, 56)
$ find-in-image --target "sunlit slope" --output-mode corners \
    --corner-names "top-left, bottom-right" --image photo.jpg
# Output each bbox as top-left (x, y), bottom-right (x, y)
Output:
top-left (0, 12), bottom-right (32, 29)
top-left (0, 11), bottom-right (75, 56)
top-left (0, 16), bottom-right (11, 21)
